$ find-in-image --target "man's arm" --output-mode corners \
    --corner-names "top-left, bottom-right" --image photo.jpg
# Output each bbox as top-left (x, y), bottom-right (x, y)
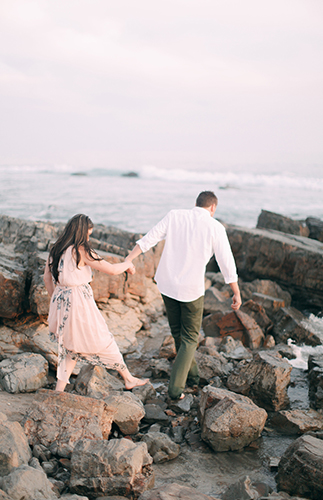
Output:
top-left (125, 244), bottom-right (142, 263)
top-left (229, 281), bottom-right (242, 310)
top-left (125, 212), bottom-right (170, 263)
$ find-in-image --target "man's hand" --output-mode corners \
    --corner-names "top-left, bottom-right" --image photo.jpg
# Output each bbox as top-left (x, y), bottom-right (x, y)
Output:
top-left (231, 292), bottom-right (242, 310)
top-left (127, 262), bottom-right (136, 275)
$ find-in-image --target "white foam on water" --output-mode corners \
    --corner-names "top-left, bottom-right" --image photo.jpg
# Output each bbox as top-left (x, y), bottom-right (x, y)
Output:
top-left (286, 316), bottom-right (323, 370)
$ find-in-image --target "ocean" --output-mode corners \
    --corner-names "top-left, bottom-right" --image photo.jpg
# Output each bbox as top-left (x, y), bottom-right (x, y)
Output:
top-left (0, 163), bottom-right (322, 234)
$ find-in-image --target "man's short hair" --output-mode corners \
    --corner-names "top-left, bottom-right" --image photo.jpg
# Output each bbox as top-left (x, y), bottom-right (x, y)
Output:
top-left (196, 191), bottom-right (218, 208)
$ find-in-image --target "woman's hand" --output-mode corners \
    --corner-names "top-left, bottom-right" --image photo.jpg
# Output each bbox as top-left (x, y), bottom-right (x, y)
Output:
top-left (127, 262), bottom-right (136, 275)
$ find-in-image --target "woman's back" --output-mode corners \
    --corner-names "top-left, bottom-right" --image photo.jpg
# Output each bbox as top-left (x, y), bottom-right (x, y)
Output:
top-left (58, 246), bottom-right (92, 287)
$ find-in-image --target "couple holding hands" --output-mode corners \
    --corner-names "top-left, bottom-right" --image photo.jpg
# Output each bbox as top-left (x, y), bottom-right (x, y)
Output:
top-left (44, 191), bottom-right (241, 399)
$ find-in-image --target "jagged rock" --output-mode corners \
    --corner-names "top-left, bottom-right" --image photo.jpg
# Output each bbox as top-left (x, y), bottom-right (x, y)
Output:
top-left (0, 412), bottom-right (32, 476)
top-left (257, 209), bottom-right (309, 237)
top-left (271, 409), bottom-right (323, 434)
top-left (240, 279), bottom-right (292, 307)
top-left (218, 336), bottom-right (253, 361)
top-left (74, 364), bottom-right (124, 398)
top-left (141, 431), bottom-right (180, 463)
top-left (0, 244), bottom-right (27, 319)
top-left (0, 490), bottom-right (13, 500)
top-left (150, 358), bottom-right (172, 378)
top-left (168, 394), bottom-right (194, 414)
top-left (227, 225), bottom-right (323, 309)
top-left (70, 438), bottom-right (154, 498)
top-left (24, 389), bottom-right (117, 457)
top-left (308, 354), bottom-right (323, 410)
top-left (222, 475), bottom-right (268, 500)
top-left (195, 351), bottom-right (229, 383)
top-left (132, 382), bottom-right (156, 404)
top-left (226, 351), bottom-right (292, 411)
top-left (0, 352), bottom-right (48, 393)
top-left (306, 216), bottom-right (323, 243)
top-left (0, 464), bottom-right (57, 500)
top-left (252, 293), bottom-right (286, 317)
top-left (158, 335), bottom-right (176, 359)
top-left (202, 310), bottom-right (264, 349)
top-left (138, 482), bottom-right (219, 500)
top-left (240, 299), bottom-right (273, 333)
top-left (199, 386), bottom-right (267, 452)
top-left (104, 391), bottom-right (145, 434)
top-left (273, 307), bottom-right (323, 345)
top-left (264, 334), bottom-right (276, 348)
top-left (276, 434), bottom-right (323, 500)
top-left (203, 287), bottom-right (232, 315)
top-left (143, 404), bottom-right (170, 425)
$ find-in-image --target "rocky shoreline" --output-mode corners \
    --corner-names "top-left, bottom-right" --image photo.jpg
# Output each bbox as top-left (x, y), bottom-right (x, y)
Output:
top-left (0, 210), bottom-right (323, 500)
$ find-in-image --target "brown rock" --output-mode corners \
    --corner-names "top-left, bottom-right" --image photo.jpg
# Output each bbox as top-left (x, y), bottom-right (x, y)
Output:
top-left (138, 482), bottom-right (220, 500)
top-left (271, 409), bottom-right (323, 435)
top-left (0, 412), bottom-right (32, 476)
top-left (158, 334), bottom-right (176, 359)
top-left (24, 389), bottom-right (117, 457)
top-left (236, 310), bottom-right (265, 349)
top-left (203, 287), bottom-right (232, 315)
top-left (0, 245), bottom-right (26, 318)
top-left (240, 299), bottom-right (273, 332)
top-left (252, 293), bottom-right (285, 317)
top-left (273, 307), bottom-right (323, 345)
top-left (257, 209), bottom-right (309, 237)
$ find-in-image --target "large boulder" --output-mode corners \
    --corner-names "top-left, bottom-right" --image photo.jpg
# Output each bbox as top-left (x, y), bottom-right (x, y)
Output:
top-left (276, 434), bottom-right (323, 500)
top-left (75, 364), bottom-right (124, 398)
top-left (271, 409), bottom-right (323, 435)
top-left (227, 225), bottom-right (323, 308)
top-left (256, 209), bottom-right (309, 237)
top-left (0, 412), bottom-right (32, 476)
top-left (0, 352), bottom-right (48, 393)
top-left (70, 438), bottom-right (154, 498)
top-left (24, 389), bottom-right (117, 457)
top-left (195, 350), bottom-right (229, 383)
top-left (226, 351), bottom-right (292, 411)
top-left (306, 216), bottom-right (323, 243)
top-left (104, 391), bottom-right (145, 434)
top-left (138, 482), bottom-right (220, 500)
top-left (0, 244), bottom-right (26, 318)
top-left (0, 464), bottom-right (57, 500)
top-left (273, 307), bottom-right (323, 345)
top-left (199, 386), bottom-right (267, 452)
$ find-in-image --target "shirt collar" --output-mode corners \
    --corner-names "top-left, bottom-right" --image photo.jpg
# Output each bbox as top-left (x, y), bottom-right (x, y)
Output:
top-left (193, 206), bottom-right (212, 218)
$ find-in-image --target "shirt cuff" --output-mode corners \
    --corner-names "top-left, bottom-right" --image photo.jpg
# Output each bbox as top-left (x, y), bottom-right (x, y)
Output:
top-left (224, 274), bottom-right (238, 284)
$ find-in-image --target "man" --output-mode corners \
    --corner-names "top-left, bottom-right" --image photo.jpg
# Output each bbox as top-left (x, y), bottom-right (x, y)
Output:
top-left (125, 191), bottom-right (241, 400)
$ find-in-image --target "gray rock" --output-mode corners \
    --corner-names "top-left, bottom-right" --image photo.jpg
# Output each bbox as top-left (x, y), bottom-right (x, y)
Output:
top-left (273, 307), bottom-right (323, 345)
top-left (219, 336), bottom-right (253, 361)
top-left (75, 364), bottom-right (124, 398)
top-left (0, 244), bottom-right (27, 319)
top-left (276, 434), bottom-right (323, 500)
top-left (141, 431), bottom-right (180, 463)
top-left (256, 209), bottom-right (309, 237)
top-left (195, 351), bottom-right (228, 383)
top-left (271, 409), bottom-right (323, 435)
top-left (24, 389), bottom-right (117, 458)
top-left (0, 352), bottom-right (48, 393)
top-left (308, 354), bottom-right (323, 409)
top-left (0, 489), bottom-right (13, 500)
top-left (138, 482), bottom-right (219, 500)
top-left (0, 464), bottom-right (57, 500)
top-left (307, 216), bottom-right (323, 243)
top-left (104, 391), bottom-right (145, 434)
top-left (60, 496), bottom-right (89, 500)
top-left (199, 386), bottom-right (267, 452)
top-left (203, 287), bottom-right (232, 315)
top-left (168, 394), bottom-right (194, 414)
top-left (150, 358), bottom-right (172, 378)
top-left (143, 404), bottom-right (170, 425)
top-left (222, 475), bottom-right (261, 500)
top-left (226, 351), bottom-right (292, 411)
top-left (0, 412), bottom-right (32, 476)
top-left (132, 381), bottom-right (156, 404)
top-left (70, 438), bottom-right (154, 498)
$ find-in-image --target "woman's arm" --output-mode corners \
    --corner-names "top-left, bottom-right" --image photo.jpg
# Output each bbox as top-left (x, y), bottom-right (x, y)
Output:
top-left (44, 259), bottom-right (55, 297)
top-left (80, 247), bottom-right (135, 276)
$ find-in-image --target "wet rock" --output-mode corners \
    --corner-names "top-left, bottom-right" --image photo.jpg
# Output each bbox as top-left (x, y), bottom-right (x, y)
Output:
top-left (222, 475), bottom-right (264, 500)
top-left (276, 434), bottom-right (323, 500)
top-left (0, 352), bottom-right (48, 393)
top-left (308, 354), bottom-right (323, 409)
top-left (70, 438), bottom-right (154, 498)
top-left (199, 386), bottom-right (267, 452)
top-left (0, 412), bottom-right (32, 476)
top-left (226, 351), bottom-right (292, 411)
top-left (74, 364), bottom-right (124, 398)
top-left (227, 225), bottom-right (323, 309)
top-left (256, 209), bottom-right (309, 237)
top-left (203, 287), bottom-right (232, 315)
top-left (24, 389), bottom-right (117, 457)
top-left (168, 394), bottom-right (194, 414)
top-left (141, 431), bottom-right (180, 463)
top-left (218, 336), bottom-right (252, 361)
top-left (158, 335), bottom-right (176, 359)
top-left (306, 216), bottom-right (323, 243)
top-left (273, 307), bottom-right (323, 346)
top-left (138, 482), bottom-right (219, 500)
top-left (0, 464), bottom-right (57, 500)
top-left (271, 409), bottom-right (323, 434)
top-left (104, 391), bottom-right (145, 434)
top-left (143, 404), bottom-right (170, 425)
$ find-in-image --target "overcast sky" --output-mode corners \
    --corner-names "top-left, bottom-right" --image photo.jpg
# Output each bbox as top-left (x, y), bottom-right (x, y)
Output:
top-left (0, 0), bottom-right (322, 169)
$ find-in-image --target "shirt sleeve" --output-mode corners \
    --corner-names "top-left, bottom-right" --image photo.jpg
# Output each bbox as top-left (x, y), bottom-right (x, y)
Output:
top-left (136, 211), bottom-right (170, 253)
top-left (213, 222), bottom-right (238, 284)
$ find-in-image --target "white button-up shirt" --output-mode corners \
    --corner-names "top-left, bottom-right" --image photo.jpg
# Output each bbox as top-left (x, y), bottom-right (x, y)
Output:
top-left (136, 206), bottom-right (238, 302)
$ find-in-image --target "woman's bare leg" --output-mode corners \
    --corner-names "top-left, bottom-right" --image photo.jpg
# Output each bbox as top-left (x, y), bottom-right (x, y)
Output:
top-left (56, 355), bottom-right (77, 392)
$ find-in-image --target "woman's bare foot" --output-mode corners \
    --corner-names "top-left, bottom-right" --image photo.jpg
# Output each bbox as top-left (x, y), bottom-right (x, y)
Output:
top-left (124, 376), bottom-right (149, 390)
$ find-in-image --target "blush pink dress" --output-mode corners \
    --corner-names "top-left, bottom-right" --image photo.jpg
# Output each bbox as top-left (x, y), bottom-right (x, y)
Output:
top-left (48, 246), bottom-right (125, 383)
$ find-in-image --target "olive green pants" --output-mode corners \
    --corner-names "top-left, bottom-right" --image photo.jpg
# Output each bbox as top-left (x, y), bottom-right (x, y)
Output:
top-left (162, 294), bottom-right (204, 399)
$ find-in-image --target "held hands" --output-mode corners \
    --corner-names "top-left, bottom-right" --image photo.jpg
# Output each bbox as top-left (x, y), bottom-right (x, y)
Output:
top-left (126, 261), bottom-right (136, 275)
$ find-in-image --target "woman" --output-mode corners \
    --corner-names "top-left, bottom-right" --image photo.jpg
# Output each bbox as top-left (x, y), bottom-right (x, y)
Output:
top-left (44, 214), bottom-right (148, 392)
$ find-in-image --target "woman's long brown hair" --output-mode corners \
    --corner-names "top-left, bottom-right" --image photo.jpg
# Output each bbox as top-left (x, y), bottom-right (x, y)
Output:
top-left (49, 214), bottom-right (102, 283)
